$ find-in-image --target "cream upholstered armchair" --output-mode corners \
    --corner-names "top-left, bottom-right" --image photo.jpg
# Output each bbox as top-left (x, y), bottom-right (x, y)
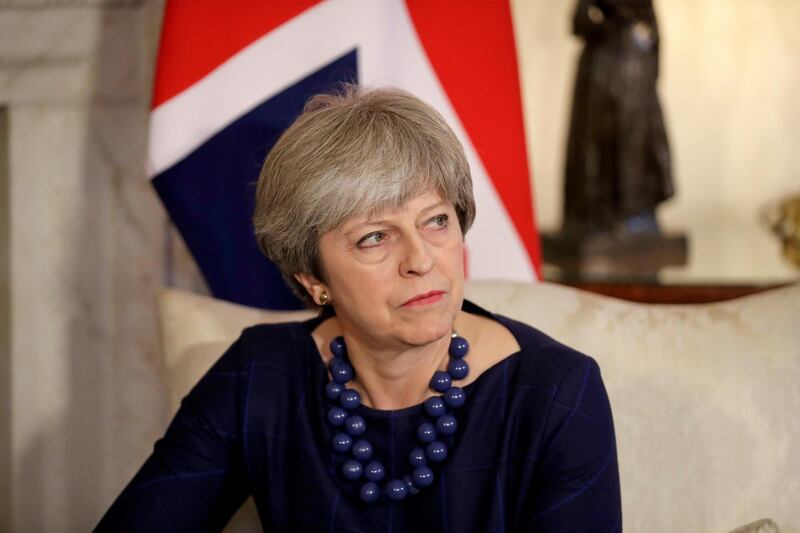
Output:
top-left (158, 281), bottom-right (800, 533)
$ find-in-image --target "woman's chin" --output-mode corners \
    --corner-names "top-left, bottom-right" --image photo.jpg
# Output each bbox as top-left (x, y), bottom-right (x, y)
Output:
top-left (397, 319), bottom-right (454, 348)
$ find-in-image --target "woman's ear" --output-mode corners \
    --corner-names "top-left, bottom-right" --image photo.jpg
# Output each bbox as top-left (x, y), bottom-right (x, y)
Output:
top-left (294, 273), bottom-right (329, 306)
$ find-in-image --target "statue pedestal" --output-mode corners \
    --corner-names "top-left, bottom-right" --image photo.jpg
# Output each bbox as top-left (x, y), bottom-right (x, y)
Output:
top-left (541, 220), bottom-right (800, 303)
top-left (542, 230), bottom-right (689, 279)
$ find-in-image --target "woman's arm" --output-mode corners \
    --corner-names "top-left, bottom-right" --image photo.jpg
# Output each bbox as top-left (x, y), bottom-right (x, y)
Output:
top-left (524, 355), bottom-right (622, 532)
top-left (95, 336), bottom-right (251, 532)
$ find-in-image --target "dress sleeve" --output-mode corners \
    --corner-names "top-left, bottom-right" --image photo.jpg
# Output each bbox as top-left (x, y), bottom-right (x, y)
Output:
top-left (524, 354), bottom-right (622, 532)
top-left (95, 334), bottom-right (251, 532)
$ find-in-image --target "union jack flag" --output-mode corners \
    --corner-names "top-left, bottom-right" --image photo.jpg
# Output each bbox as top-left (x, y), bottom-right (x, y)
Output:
top-left (149, 0), bottom-right (541, 309)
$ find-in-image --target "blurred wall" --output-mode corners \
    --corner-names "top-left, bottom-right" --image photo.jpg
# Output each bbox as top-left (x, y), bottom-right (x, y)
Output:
top-left (512, 0), bottom-right (800, 233)
top-left (0, 1), bottom-right (169, 531)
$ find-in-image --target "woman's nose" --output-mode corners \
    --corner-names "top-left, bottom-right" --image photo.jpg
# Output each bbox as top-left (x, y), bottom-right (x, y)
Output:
top-left (400, 234), bottom-right (434, 277)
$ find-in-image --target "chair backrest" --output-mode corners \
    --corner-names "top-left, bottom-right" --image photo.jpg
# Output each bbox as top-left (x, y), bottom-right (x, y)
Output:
top-left (159, 281), bottom-right (800, 532)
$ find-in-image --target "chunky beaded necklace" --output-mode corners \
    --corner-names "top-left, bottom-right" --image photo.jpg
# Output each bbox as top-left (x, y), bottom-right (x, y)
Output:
top-left (324, 333), bottom-right (469, 503)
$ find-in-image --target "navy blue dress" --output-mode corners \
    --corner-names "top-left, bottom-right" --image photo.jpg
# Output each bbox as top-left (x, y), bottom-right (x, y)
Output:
top-left (97, 299), bottom-right (621, 532)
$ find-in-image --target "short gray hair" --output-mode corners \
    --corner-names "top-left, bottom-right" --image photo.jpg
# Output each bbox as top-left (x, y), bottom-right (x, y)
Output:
top-left (253, 85), bottom-right (475, 307)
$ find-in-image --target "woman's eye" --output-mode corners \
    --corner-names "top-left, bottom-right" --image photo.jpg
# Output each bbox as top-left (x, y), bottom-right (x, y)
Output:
top-left (357, 232), bottom-right (388, 248)
top-left (428, 214), bottom-right (449, 228)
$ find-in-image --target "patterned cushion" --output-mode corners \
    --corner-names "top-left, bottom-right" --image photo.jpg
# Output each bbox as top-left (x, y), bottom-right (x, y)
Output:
top-left (159, 281), bottom-right (800, 532)
top-left (466, 281), bottom-right (799, 533)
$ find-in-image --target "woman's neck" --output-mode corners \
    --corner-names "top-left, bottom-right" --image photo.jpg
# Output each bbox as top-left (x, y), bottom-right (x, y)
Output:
top-left (312, 311), bottom-right (521, 410)
top-left (312, 315), bottom-right (456, 410)
top-left (343, 332), bottom-right (451, 410)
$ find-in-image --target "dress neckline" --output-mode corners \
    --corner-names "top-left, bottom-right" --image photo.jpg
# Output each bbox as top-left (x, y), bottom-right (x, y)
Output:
top-left (300, 299), bottom-right (527, 417)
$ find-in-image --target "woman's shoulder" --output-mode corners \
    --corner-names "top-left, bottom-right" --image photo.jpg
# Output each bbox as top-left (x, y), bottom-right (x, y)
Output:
top-left (491, 313), bottom-right (612, 433)
top-left (500, 312), bottom-right (590, 362)
top-left (464, 299), bottom-right (597, 373)
top-left (462, 300), bottom-right (604, 403)
top-left (239, 318), bottom-right (313, 346)
top-left (503, 312), bottom-right (601, 384)
top-left (223, 317), bottom-right (321, 375)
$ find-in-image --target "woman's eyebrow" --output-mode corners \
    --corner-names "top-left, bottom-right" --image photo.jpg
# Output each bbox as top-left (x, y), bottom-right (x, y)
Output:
top-left (342, 219), bottom-right (395, 239)
top-left (343, 201), bottom-right (451, 236)
top-left (418, 200), bottom-right (450, 215)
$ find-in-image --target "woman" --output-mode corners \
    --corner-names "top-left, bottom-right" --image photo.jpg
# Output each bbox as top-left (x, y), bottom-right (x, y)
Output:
top-left (97, 87), bottom-right (621, 531)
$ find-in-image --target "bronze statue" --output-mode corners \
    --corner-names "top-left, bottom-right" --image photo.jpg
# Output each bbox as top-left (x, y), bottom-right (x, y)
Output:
top-left (563, 0), bottom-right (673, 238)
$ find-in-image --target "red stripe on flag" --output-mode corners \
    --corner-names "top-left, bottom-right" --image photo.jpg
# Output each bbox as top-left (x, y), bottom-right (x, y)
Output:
top-left (405, 0), bottom-right (541, 277)
top-left (152, 0), bottom-right (321, 109)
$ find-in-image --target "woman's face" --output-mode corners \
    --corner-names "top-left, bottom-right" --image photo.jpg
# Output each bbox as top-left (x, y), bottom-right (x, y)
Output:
top-left (301, 189), bottom-right (465, 350)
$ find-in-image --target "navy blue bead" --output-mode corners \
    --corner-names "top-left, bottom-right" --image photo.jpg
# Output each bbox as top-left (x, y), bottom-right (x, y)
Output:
top-left (386, 479), bottom-right (408, 501)
top-left (447, 358), bottom-right (469, 380)
top-left (426, 441), bottom-right (448, 462)
top-left (324, 332), bottom-right (469, 502)
top-left (331, 432), bottom-right (352, 453)
top-left (444, 386), bottom-right (466, 408)
top-left (325, 381), bottom-right (344, 401)
top-left (330, 336), bottom-right (346, 358)
top-left (344, 415), bottom-right (366, 436)
top-left (342, 459), bottom-right (363, 480)
top-left (436, 414), bottom-right (458, 435)
top-left (403, 475), bottom-right (420, 495)
top-left (408, 447), bottom-right (427, 467)
top-left (351, 439), bottom-right (373, 461)
top-left (412, 466), bottom-right (434, 487)
top-left (327, 407), bottom-right (348, 427)
top-left (359, 481), bottom-right (380, 503)
top-left (364, 461), bottom-right (385, 482)
top-left (330, 360), bottom-right (354, 384)
top-left (449, 336), bottom-right (469, 358)
top-left (339, 389), bottom-right (361, 410)
top-left (430, 371), bottom-right (452, 392)
top-left (416, 422), bottom-right (437, 443)
top-left (423, 396), bottom-right (446, 417)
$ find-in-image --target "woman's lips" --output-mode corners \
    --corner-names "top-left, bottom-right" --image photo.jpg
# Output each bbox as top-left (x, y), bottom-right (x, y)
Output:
top-left (401, 291), bottom-right (445, 307)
